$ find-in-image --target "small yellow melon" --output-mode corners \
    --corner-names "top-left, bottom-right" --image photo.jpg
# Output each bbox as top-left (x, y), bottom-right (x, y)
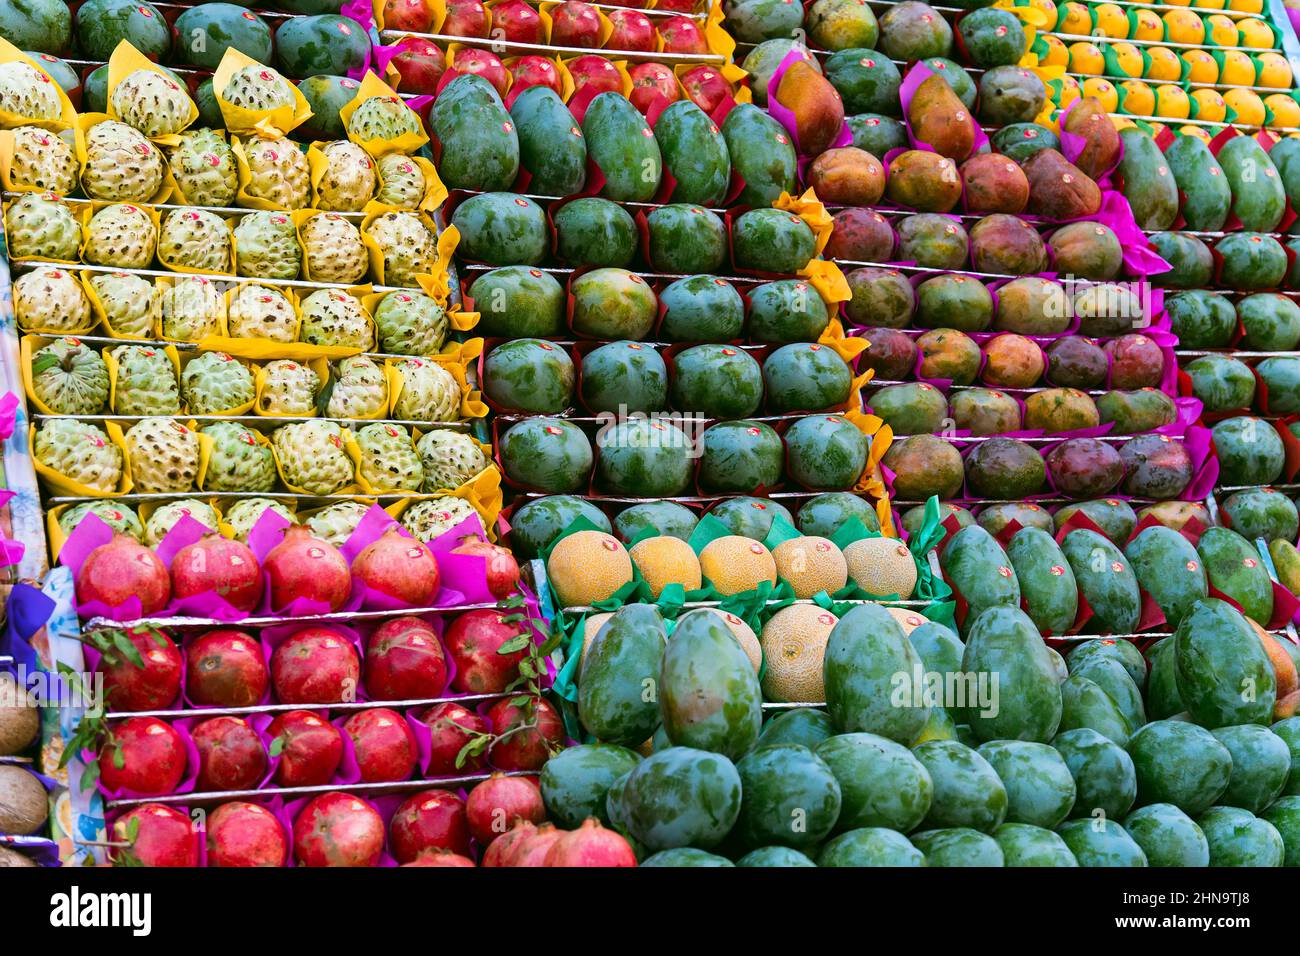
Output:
top-left (699, 535), bottom-right (777, 596)
top-left (1191, 89), bottom-right (1226, 123)
top-left (844, 537), bottom-right (918, 598)
top-left (1082, 78), bottom-right (1119, 112)
top-left (1092, 3), bottom-right (1128, 38)
top-left (772, 535), bottom-right (848, 599)
top-left (629, 535), bottom-right (702, 598)
top-left (547, 530), bottom-right (633, 608)
top-left (1162, 9), bottom-right (1206, 44)
top-left (1181, 49), bottom-right (1219, 84)
top-left (1203, 12), bottom-right (1239, 46)
top-left (887, 606), bottom-right (931, 635)
top-left (1119, 80), bottom-right (1156, 116)
top-left (759, 604), bottom-right (839, 703)
top-left (1038, 35), bottom-right (1069, 69)
top-left (1068, 41), bottom-right (1105, 75)
top-left (580, 611), bottom-right (614, 664)
top-left (1218, 49), bottom-right (1255, 87)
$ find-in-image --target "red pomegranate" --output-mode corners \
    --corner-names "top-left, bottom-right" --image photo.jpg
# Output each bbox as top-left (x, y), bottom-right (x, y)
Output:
top-left (544, 818), bottom-right (638, 867)
top-left (112, 804), bottom-right (197, 866)
top-left (421, 701), bottom-right (490, 775)
top-left (510, 55), bottom-right (563, 96)
top-left (655, 0), bottom-right (699, 10)
top-left (392, 36), bottom-right (447, 93)
top-left (511, 823), bottom-right (565, 866)
top-left (569, 54), bottom-right (623, 99)
top-left (629, 61), bottom-right (679, 113)
top-left (268, 711), bottom-right (343, 787)
top-left (206, 801), bottom-right (288, 867)
top-left (352, 529), bottom-right (440, 607)
top-left (170, 534), bottom-right (262, 611)
top-left (99, 717), bottom-right (187, 795)
top-left (605, 8), bottom-right (654, 51)
top-left (454, 47), bottom-right (509, 97)
top-left (293, 792), bottom-right (386, 867)
top-left (75, 534), bottom-right (170, 615)
top-left (443, 609), bottom-right (529, 694)
top-left (403, 849), bottom-right (476, 866)
top-left (185, 629), bottom-right (267, 708)
top-left (549, 0), bottom-right (602, 47)
top-left (681, 64), bottom-right (732, 114)
top-left (270, 627), bottom-right (361, 704)
top-left (490, 0), bottom-right (544, 43)
top-left (98, 629), bottom-right (182, 711)
top-left (451, 536), bottom-right (520, 598)
top-left (389, 788), bottom-right (471, 862)
top-left (465, 774), bottom-right (545, 845)
top-left (443, 0), bottom-right (489, 37)
top-left (481, 820), bottom-right (537, 866)
top-left (364, 616), bottom-right (447, 700)
top-left (343, 708), bottom-right (418, 782)
top-left (659, 15), bottom-right (708, 54)
top-left (487, 696), bottom-right (563, 772)
top-left (382, 0), bottom-right (433, 32)
top-left (263, 525), bottom-right (350, 613)
top-left (192, 716), bottom-right (267, 792)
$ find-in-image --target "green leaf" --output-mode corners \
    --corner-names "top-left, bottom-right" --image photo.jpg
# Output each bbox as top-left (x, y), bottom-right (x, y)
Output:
top-left (79, 758), bottom-right (99, 792)
top-left (111, 631), bottom-right (145, 670)
top-left (496, 634), bottom-right (531, 656)
top-left (30, 351), bottom-right (63, 377)
top-left (269, 735), bottom-right (285, 758)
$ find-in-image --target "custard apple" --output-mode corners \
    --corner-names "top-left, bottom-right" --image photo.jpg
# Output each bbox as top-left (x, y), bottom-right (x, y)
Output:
top-left (0, 60), bottom-right (62, 126)
top-left (258, 359), bottom-right (319, 415)
top-left (31, 338), bottom-right (108, 415)
top-left (110, 69), bottom-right (194, 138)
top-left (365, 211), bottom-right (436, 287)
top-left (416, 429), bottom-right (491, 492)
top-left (6, 192), bottom-right (80, 259)
top-left (325, 355), bottom-right (387, 420)
top-left (347, 95), bottom-right (422, 142)
top-left (316, 140), bottom-right (376, 212)
top-left (305, 500), bottom-right (370, 547)
top-left (374, 153), bottom-right (425, 209)
top-left (83, 203), bottom-right (157, 269)
top-left (300, 212), bottom-right (367, 283)
top-left (157, 208), bottom-right (232, 273)
top-left (34, 419), bottom-right (122, 493)
top-left (111, 344), bottom-right (181, 416)
top-left (200, 421), bottom-right (277, 493)
top-left (355, 422), bottom-right (423, 492)
top-left (299, 289), bottom-right (374, 350)
top-left (14, 267), bottom-right (90, 332)
top-left (394, 358), bottom-right (460, 422)
top-left (401, 496), bottom-right (478, 542)
top-left (168, 128), bottom-right (237, 206)
top-left (59, 500), bottom-right (144, 541)
top-left (91, 272), bottom-right (159, 338)
top-left (144, 498), bottom-right (220, 546)
top-left (241, 137), bottom-right (310, 210)
top-left (124, 418), bottom-right (200, 493)
top-left (222, 64), bottom-right (296, 113)
top-left (181, 351), bottom-right (255, 414)
top-left (232, 211), bottom-right (300, 280)
top-left (81, 120), bottom-right (164, 202)
top-left (225, 497), bottom-right (296, 542)
top-left (161, 276), bottom-right (225, 341)
top-left (271, 420), bottom-right (354, 495)
top-left (228, 284), bottom-right (297, 342)
top-left (7, 126), bottom-right (77, 194)
top-left (374, 290), bottom-right (448, 356)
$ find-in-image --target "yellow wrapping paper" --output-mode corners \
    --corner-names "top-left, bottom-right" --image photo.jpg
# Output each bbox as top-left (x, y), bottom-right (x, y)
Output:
top-left (843, 408), bottom-right (894, 535)
top-left (213, 47), bottom-right (313, 139)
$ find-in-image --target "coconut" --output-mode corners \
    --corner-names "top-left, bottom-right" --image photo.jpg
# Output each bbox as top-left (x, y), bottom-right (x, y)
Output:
top-left (0, 845), bottom-right (36, 866)
top-left (0, 673), bottom-right (39, 755)
top-left (0, 764), bottom-right (49, 835)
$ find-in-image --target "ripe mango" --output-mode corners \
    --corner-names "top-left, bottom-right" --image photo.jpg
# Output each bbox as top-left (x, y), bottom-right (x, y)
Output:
top-left (807, 147), bottom-right (885, 206)
top-left (1061, 97), bottom-right (1121, 180)
top-left (774, 61), bottom-right (846, 157)
top-left (961, 153), bottom-right (1029, 214)
top-left (1022, 149), bottom-right (1101, 220)
top-left (908, 73), bottom-right (975, 161)
top-left (886, 149), bottom-right (962, 212)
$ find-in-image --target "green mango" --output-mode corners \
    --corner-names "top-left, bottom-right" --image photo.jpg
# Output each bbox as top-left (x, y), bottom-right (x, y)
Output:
top-left (450, 192), bottom-right (547, 266)
top-left (824, 603), bottom-right (930, 744)
top-left (736, 846), bottom-right (817, 866)
top-left (908, 622), bottom-right (965, 679)
top-left (977, 740), bottom-right (1076, 829)
top-left (1195, 529), bottom-right (1274, 627)
top-left (816, 732), bottom-right (934, 832)
top-left (1259, 796), bottom-right (1300, 866)
top-left (1197, 807), bottom-right (1284, 867)
top-left (659, 275), bottom-right (746, 343)
top-left (1268, 137), bottom-right (1300, 209)
top-left (511, 85), bottom-right (587, 196)
top-left (870, 382), bottom-right (949, 436)
top-left (1149, 232), bottom-right (1213, 289)
top-left (993, 823), bottom-right (1077, 866)
top-left (783, 414), bottom-right (869, 490)
top-left (429, 74), bottom-right (518, 192)
top-left (1238, 292), bottom-right (1300, 351)
top-left (1057, 819), bottom-right (1147, 867)
top-left (698, 420), bottom-right (784, 492)
top-left (1144, 637), bottom-right (1184, 720)
top-left (670, 344), bottom-right (763, 419)
top-left (1052, 727), bottom-right (1137, 820)
top-left (746, 279), bottom-right (831, 343)
top-left (175, 3), bottom-right (272, 68)
top-left (1052, 499), bottom-right (1137, 545)
top-left (578, 605), bottom-right (667, 747)
top-left (1272, 716), bottom-right (1300, 796)
top-left (596, 419), bottom-right (693, 498)
top-left (957, 7), bottom-right (1025, 67)
top-left (1162, 134), bottom-right (1230, 231)
top-left (721, 103), bottom-right (797, 207)
top-left (498, 417), bottom-right (592, 493)
top-left (646, 204), bottom-right (727, 275)
top-left (1217, 135), bottom-right (1286, 233)
top-left (579, 341), bottom-right (667, 415)
top-left (1123, 804), bottom-right (1209, 867)
top-left (508, 495), bottom-right (610, 559)
top-left (273, 14), bottom-right (369, 79)
top-left (1060, 529), bottom-right (1141, 635)
top-left (733, 744), bottom-right (842, 851)
top-left (847, 113), bottom-right (908, 156)
top-left (755, 708), bottom-right (836, 750)
top-left (1182, 354), bottom-right (1256, 413)
top-left (1218, 233), bottom-right (1287, 290)
top-left (939, 525), bottom-right (1021, 637)
top-left (1058, 674), bottom-right (1131, 746)
top-left (1118, 127), bottom-right (1179, 230)
top-left (659, 609), bottom-right (762, 759)
top-left (1211, 724), bottom-right (1291, 813)
top-left (961, 606), bottom-right (1062, 743)
top-left (540, 744), bottom-right (643, 828)
top-left (1068, 657), bottom-right (1145, 734)
top-left (732, 208), bottom-right (817, 275)
top-left (707, 497), bottom-right (793, 540)
top-left (1256, 357), bottom-right (1300, 415)
top-left (796, 492), bottom-right (881, 538)
top-left (482, 338), bottom-right (574, 413)
top-left (991, 123), bottom-right (1058, 162)
top-left (583, 92), bottom-right (661, 202)
top-left (1165, 290), bottom-right (1237, 349)
top-left (469, 266), bottom-right (564, 338)
top-left (763, 343), bottom-right (853, 413)
top-left (654, 99), bottom-right (731, 206)
top-left (817, 828), bottom-right (926, 866)
top-left (1211, 416), bottom-right (1285, 489)
top-left (553, 198), bottom-right (637, 269)
top-left (640, 847), bottom-right (735, 867)
top-left (1006, 527), bottom-right (1078, 636)
top-left (620, 747), bottom-right (741, 851)
top-left (571, 268), bottom-right (658, 340)
top-left (1221, 488), bottom-right (1299, 543)
top-left (909, 828), bottom-right (1004, 866)
top-left (1067, 638), bottom-right (1147, 690)
top-left (824, 49), bottom-right (903, 115)
top-left (1127, 720), bottom-right (1232, 815)
top-left (613, 501), bottom-right (698, 544)
top-left (914, 740), bottom-right (1008, 833)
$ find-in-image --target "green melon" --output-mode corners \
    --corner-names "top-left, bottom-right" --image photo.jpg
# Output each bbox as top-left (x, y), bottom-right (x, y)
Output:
top-left (763, 343), bottom-right (853, 413)
top-left (298, 74), bottom-right (360, 140)
top-left (707, 497), bottom-right (793, 539)
top-left (785, 415), bottom-right (869, 490)
top-left (646, 204), bottom-right (727, 275)
top-left (510, 495), bottom-right (611, 559)
top-left (613, 501), bottom-right (699, 543)
top-left (747, 280), bottom-right (831, 343)
top-left (698, 420), bottom-right (784, 492)
top-left (596, 419), bottom-right (693, 497)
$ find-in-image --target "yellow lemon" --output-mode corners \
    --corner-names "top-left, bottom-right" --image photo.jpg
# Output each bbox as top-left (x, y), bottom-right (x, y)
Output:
top-left (1237, 17), bottom-right (1274, 48)
top-left (1155, 83), bottom-right (1191, 119)
top-left (1202, 13), bottom-right (1238, 46)
top-left (1108, 41), bottom-right (1144, 77)
top-left (1179, 124), bottom-right (1213, 143)
top-left (1265, 94), bottom-right (1300, 128)
top-left (1224, 87), bottom-right (1266, 127)
top-left (1119, 79), bottom-right (1156, 115)
top-left (1163, 9), bottom-right (1206, 44)
top-left (1182, 49), bottom-right (1219, 84)
top-left (1038, 34), bottom-right (1069, 68)
top-left (1056, 1), bottom-right (1091, 34)
top-left (1191, 88), bottom-right (1226, 121)
top-left (1130, 9), bottom-right (1164, 40)
top-left (1257, 53), bottom-right (1292, 89)
top-left (1083, 77), bottom-right (1119, 111)
top-left (1092, 3), bottom-right (1128, 37)
top-left (1217, 49), bottom-right (1255, 86)
top-left (1069, 41), bottom-right (1105, 75)
top-left (1145, 47), bottom-right (1183, 81)
top-left (1227, 0), bottom-right (1263, 12)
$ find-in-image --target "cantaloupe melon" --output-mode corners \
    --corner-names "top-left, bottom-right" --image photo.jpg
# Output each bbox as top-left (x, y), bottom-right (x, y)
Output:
top-left (704, 609), bottom-right (763, 673)
top-left (887, 606), bottom-right (930, 635)
top-left (547, 530), bottom-right (634, 608)
top-left (772, 536), bottom-right (848, 599)
top-left (579, 611), bottom-right (614, 665)
top-left (699, 535), bottom-right (777, 596)
top-left (630, 535), bottom-right (703, 599)
top-left (844, 537), bottom-right (919, 598)
top-left (759, 604), bottom-right (839, 702)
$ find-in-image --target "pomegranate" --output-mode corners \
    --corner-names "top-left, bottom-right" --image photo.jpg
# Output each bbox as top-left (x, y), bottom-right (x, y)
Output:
top-left (206, 801), bottom-right (288, 867)
top-left (443, 608), bottom-right (529, 694)
top-left (605, 8), bottom-right (654, 51)
top-left (170, 534), bottom-right (262, 611)
top-left (454, 47), bottom-right (509, 97)
top-left (75, 533), bottom-right (171, 615)
top-left (442, 0), bottom-right (490, 37)
top-left (629, 62), bottom-right (679, 113)
top-left (263, 525), bottom-right (350, 613)
top-left (421, 701), bottom-right (490, 775)
top-left (382, 0), bottom-right (433, 32)
top-left (481, 820), bottom-right (537, 866)
top-left (510, 55), bottom-right (563, 96)
top-left (185, 629), bottom-right (267, 707)
top-left (293, 792), bottom-right (386, 867)
top-left (466, 773), bottom-right (545, 845)
top-left (112, 804), bottom-right (197, 866)
top-left (352, 529), bottom-right (439, 607)
top-left (451, 536), bottom-right (520, 598)
top-left (389, 788), bottom-right (471, 862)
top-left (392, 36), bottom-right (447, 93)
top-left (569, 54), bottom-right (622, 99)
top-left (343, 708), bottom-right (418, 782)
top-left (659, 16), bottom-right (708, 54)
top-left (550, 0), bottom-right (602, 48)
top-left (655, 0), bottom-right (698, 10)
top-left (486, 696), bottom-right (563, 772)
top-left (544, 818), bottom-right (637, 867)
top-left (681, 64), bottom-right (732, 114)
top-left (268, 711), bottom-right (343, 787)
top-left (99, 717), bottom-right (187, 795)
top-left (192, 716), bottom-right (267, 792)
top-left (364, 616), bottom-right (447, 700)
top-left (98, 629), bottom-right (182, 711)
top-left (403, 849), bottom-right (475, 866)
top-left (270, 627), bottom-right (360, 704)
top-left (511, 823), bottom-right (564, 866)
top-left (490, 0), bottom-right (544, 43)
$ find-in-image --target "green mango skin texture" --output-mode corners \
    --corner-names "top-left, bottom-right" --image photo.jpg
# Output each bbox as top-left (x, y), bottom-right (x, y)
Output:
top-left (724, 0), bottom-right (805, 44)
top-left (762, 343), bottom-right (853, 413)
top-left (913, 740), bottom-right (1008, 833)
top-left (756, 708), bottom-right (836, 750)
top-left (175, 3), bottom-right (272, 69)
top-left (961, 606), bottom-right (1063, 744)
top-left (470, 266), bottom-right (565, 339)
top-left (484, 338), bottom-right (574, 413)
top-left (1061, 529), bottom-right (1141, 635)
top-left (939, 525), bottom-right (1021, 637)
top-left (579, 341), bottom-right (668, 415)
top-left (1217, 136), bottom-right (1287, 234)
top-left (1068, 638), bottom-right (1148, 691)
top-left (429, 75), bottom-right (519, 193)
top-left (1197, 807), bottom-right (1285, 868)
top-left (1144, 638), bottom-right (1185, 721)
top-left (1260, 796), bottom-right (1300, 867)
top-left (698, 420), bottom-right (784, 492)
top-left (76, 0), bottom-right (169, 61)
top-left (670, 344), bottom-right (763, 420)
top-left (582, 92), bottom-right (661, 203)
top-left (273, 14), bottom-right (369, 79)
top-left (540, 744), bottom-right (643, 829)
top-left (848, 113), bottom-right (909, 156)
top-left (732, 208), bottom-right (818, 275)
top-left (824, 603), bottom-right (930, 744)
top-left (817, 827), bottom-right (927, 866)
top-left (579, 605), bottom-right (667, 747)
top-left (871, 382), bottom-right (950, 436)
top-left (613, 501), bottom-right (698, 544)
top-left (1057, 819), bottom-right (1147, 867)
top-left (1058, 674), bottom-right (1131, 746)
top-left (659, 609), bottom-right (762, 760)
top-left (708, 496), bottom-right (793, 540)
top-left (1123, 803), bottom-right (1209, 867)
top-left (1218, 234), bottom-right (1287, 291)
top-left (498, 418), bottom-right (592, 493)
top-left (783, 415), bottom-right (869, 490)
top-left (1052, 728), bottom-right (1137, 820)
top-left (746, 279), bottom-right (831, 344)
top-left (571, 269), bottom-right (658, 341)
top-left (640, 848), bottom-right (735, 867)
top-left (908, 622), bottom-right (965, 679)
top-left (1273, 717), bottom-right (1300, 796)
top-left (1053, 499), bottom-right (1137, 546)
top-left (825, 49), bottom-right (903, 115)
top-left (1118, 128), bottom-right (1179, 231)
top-left (993, 823), bottom-right (1078, 866)
top-left (1238, 293), bottom-right (1300, 351)
top-left (1210, 416), bottom-right (1286, 489)
top-left (1149, 232), bottom-right (1212, 289)
top-left (910, 827), bottom-right (1005, 866)
top-left (1006, 527), bottom-right (1078, 636)
top-left (1255, 357), bottom-right (1300, 416)
top-left (1163, 134), bottom-right (1230, 232)
top-left (655, 99), bottom-right (731, 207)
top-left (736, 846), bottom-right (817, 867)
top-left (508, 495), bottom-right (610, 559)
top-left (1069, 657), bottom-right (1145, 736)
top-left (1175, 595), bottom-right (1275, 728)
top-left (1183, 355), bottom-right (1256, 414)
top-left (1221, 488), bottom-right (1299, 544)
top-left (1210, 725), bottom-right (1291, 814)
top-left (451, 192), bottom-right (548, 266)
top-left (957, 7), bottom-right (1025, 68)
top-left (597, 419), bottom-right (693, 498)
top-left (659, 275), bottom-right (746, 343)
top-left (977, 740), bottom-right (1076, 829)
top-left (721, 104), bottom-right (798, 207)
top-left (621, 747), bottom-right (742, 851)
top-left (511, 85), bottom-right (587, 197)
top-left (797, 492), bottom-right (881, 538)
top-left (816, 732), bottom-right (934, 832)
top-left (553, 198), bottom-right (637, 270)
top-left (1166, 291), bottom-right (1237, 349)
top-left (646, 204), bottom-right (728, 275)
top-left (0, 0), bottom-right (71, 53)
top-left (733, 744), bottom-right (842, 851)
top-left (1127, 720), bottom-right (1232, 815)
